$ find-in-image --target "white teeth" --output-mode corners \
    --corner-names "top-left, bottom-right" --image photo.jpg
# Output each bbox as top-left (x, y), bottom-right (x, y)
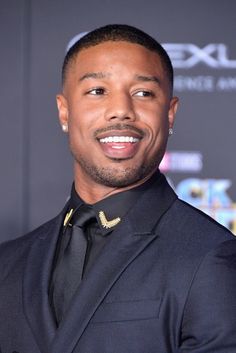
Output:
top-left (99, 136), bottom-right (139, 143)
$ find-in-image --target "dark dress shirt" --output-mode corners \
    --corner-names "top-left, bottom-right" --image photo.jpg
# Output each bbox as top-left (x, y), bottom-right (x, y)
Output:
top-left (49, 171), bottom-right (160, 325)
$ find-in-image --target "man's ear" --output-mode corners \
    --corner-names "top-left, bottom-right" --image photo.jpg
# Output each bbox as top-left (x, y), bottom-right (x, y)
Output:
top-left (168, 96), bottom-right (179, 129)
top-left (56, 94), bottom-right (69, 132)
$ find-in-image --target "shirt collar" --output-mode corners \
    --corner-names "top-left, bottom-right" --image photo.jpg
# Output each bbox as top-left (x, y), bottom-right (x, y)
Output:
top-left (68, 171), bottom-right (161, 236)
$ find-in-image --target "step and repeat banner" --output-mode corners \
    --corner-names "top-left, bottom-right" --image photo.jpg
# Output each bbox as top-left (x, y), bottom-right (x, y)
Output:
top-left (0, 0), bottom-right (235, 242)
top-left (161, 40), bottom-right (236, 234)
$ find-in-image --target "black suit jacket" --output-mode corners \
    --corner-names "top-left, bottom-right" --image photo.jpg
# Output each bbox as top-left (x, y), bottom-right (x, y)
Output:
top-left (1, 174), bottom-right (236, 353)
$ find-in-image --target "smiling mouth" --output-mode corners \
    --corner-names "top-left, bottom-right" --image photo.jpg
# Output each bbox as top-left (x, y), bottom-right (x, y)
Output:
top-left (97, 133), bottom-right (142, 159)
top-left (99, 136), bottom-right (140, 144)
top-left (94, 124), bottom-right (145, 159)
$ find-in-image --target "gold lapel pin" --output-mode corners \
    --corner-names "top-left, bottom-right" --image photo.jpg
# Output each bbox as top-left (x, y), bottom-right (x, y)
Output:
top-left (98, 211), bottom-right (121, 229)
top-left (63, 208), bottom-right (74, 227)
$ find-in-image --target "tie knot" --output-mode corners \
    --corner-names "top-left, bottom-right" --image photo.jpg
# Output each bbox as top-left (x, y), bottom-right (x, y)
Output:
top-left (71, 205), bottom-right (96, 228)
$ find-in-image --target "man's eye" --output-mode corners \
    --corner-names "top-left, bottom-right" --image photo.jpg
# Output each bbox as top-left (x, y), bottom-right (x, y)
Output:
top-left (88, 88), bottom-right (105, 95)
top-left (134, 90), bottom-right (154, 97)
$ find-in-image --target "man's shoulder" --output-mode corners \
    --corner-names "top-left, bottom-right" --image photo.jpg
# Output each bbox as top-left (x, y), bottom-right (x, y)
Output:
top-left (135, 174), bottom-right (234, 245)
top-left (153, 197), bottom-right (236, 283)
top-left (0, 213), bottom-right (62, 259)
top-left (163, 197), bottom-right (234, 244)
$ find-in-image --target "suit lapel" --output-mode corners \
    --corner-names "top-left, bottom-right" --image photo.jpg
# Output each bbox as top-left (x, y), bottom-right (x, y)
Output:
top-left (23, 213), bottom-right (64, 353)
top-left (50, 174), bottom-right (177, 353)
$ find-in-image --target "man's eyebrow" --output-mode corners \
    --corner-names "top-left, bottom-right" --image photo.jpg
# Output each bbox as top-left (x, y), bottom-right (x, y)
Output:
top-left (78, 72), bottom-right (110, 81)
top-left (135, 75), bottom-right (160, 85)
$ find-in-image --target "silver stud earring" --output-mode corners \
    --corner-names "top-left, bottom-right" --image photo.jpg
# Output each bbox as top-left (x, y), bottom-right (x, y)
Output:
top-left (169, 128), bottom-right (173, 136)
top-left (62, 124), bottom-right (68, 132)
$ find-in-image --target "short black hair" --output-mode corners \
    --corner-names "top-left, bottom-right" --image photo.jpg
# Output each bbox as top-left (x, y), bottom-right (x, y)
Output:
top-left (62, 24), bottom-right (173, 90)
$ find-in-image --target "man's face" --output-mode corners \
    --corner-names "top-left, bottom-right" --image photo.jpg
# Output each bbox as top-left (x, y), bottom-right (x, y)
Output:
top-left (57, 41), bottom-right (178, 189)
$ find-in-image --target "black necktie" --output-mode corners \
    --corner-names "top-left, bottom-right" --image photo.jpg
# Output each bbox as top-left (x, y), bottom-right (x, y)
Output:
top-left (52, 205), bottom-right (96, 324)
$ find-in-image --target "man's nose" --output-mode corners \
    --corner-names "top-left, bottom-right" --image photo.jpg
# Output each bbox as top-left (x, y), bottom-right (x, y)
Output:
top-left (104, 92), bottom-right (136, 122)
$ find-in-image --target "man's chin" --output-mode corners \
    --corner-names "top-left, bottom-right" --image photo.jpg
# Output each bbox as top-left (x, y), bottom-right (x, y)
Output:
top-left (85, 165), bottom-right (156, 188)
top-left (75, 153), bottom-right (160, 188)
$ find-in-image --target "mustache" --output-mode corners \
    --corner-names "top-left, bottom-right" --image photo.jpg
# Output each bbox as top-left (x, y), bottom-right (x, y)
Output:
top-left (94, 124), bottom-right (145, 138)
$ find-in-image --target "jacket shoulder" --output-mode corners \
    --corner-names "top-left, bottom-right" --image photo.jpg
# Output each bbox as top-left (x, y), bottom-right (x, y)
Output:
top-left (160, 197), bottom-right (234, 247)
top-left (178, 198), bottom-right (232, 236)
top-left (0, 213), bottom-right (62, 263)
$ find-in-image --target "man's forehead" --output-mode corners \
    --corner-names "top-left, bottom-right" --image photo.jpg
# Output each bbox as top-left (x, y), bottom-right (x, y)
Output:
top-left (63, 40), bottom-right (167, 89)
top-left (70, 42), bottom-right (163, 75)
top-left (77, 72), bottom-right (161, 88)
top-left (74, 40), bottom-right (161, 59)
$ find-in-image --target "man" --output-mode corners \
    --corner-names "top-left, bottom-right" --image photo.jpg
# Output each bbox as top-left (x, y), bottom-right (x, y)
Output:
top-left (0, 24), bottom-right (236, 353)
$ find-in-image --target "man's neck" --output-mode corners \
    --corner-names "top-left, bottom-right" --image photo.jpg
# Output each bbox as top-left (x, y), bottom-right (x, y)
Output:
top-left (73, 170), bottom-right (157, 204)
